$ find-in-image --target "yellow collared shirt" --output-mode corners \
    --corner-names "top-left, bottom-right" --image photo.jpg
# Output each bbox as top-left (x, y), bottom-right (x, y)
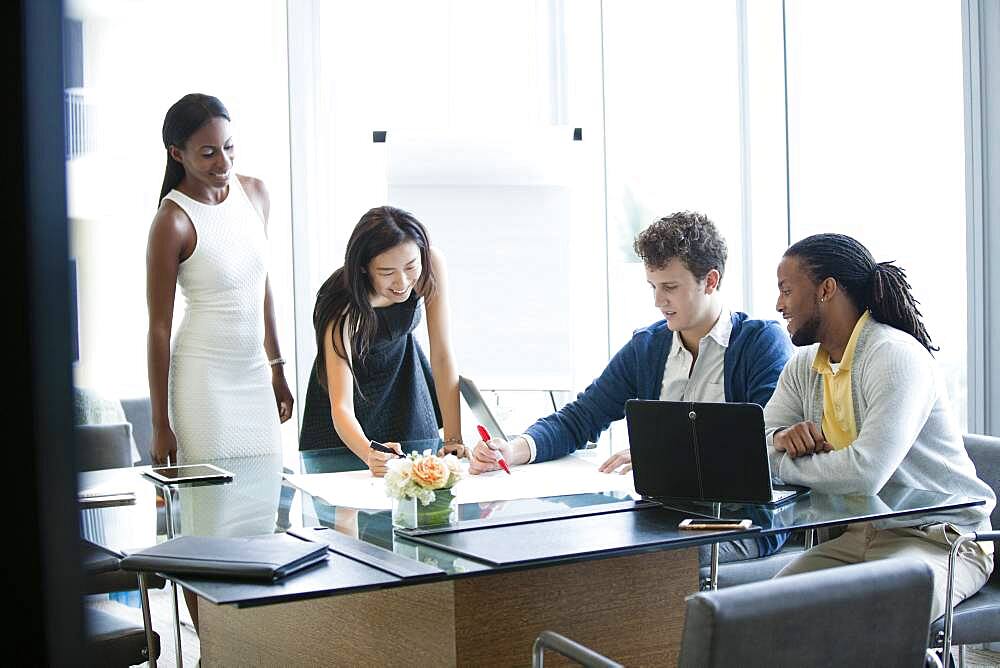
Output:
top-left (812, 311), bottom-right (870, 450)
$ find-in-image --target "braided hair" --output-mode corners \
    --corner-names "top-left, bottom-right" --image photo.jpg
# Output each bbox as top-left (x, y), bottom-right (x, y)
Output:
top-left (784, 233), bottom-right (937, 353)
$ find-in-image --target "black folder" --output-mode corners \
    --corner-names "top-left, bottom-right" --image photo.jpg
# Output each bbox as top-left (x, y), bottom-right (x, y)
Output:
top-left (120, 533), bottom-right (328, 582)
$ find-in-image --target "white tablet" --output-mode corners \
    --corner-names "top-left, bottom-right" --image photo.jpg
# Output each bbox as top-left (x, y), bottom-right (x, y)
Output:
top-left (142, 463), bottom-right (233, 485)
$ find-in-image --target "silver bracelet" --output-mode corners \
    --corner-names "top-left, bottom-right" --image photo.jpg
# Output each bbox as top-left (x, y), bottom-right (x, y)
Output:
top-left (268, 357), bottom-right (286, 367)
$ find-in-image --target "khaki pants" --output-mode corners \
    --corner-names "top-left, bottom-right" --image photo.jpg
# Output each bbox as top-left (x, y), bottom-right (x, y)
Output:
top-left (776, 522), bottom-right (994, 621)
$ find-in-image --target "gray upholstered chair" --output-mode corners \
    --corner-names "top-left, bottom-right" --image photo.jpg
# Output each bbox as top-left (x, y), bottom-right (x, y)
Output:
top-left (533, 559), bottom-right (938, 667)
top-left (85, 607), bottom-right (160, 667)
top-left (82, 542), bottom-right (161, 667)
top-left (697, 540), bottom-right (805, 589)
top-left (120, 397), bottom-right (153, 466)
top-left (76, 422), bottom-right (134, 472)
top-left (931, 433), bottom-right (1000, 666)
top-left (77, 403), bottom-right (163, 666)
top-left (680, 558), bottom-right (938, 668)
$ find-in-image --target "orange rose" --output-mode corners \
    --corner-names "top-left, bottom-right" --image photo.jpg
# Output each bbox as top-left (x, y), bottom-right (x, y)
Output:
top-left (410, 456), bottom-right (449, 490)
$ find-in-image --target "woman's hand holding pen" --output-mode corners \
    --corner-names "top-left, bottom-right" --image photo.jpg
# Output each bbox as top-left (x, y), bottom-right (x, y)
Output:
top-left (367, 441), bottom-right (403, 477)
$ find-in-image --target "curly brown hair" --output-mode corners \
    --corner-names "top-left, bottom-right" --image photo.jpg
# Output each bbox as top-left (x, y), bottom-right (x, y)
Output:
top-left (633, 211), bottom-right (727, 284)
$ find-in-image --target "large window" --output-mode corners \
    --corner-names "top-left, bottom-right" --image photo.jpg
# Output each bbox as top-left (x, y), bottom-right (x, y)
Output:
top-left (289, 0), bottom-right (971, 452)
top-left (784, 0), bottom-right (968, 421)
top-left (69, 0), bottom-right (974, 464)
top-left (289, 0), bottom-right (609, 447)
top-left (603, 1), bottom-right (746, 347)
top-left (66, 0), bottom-right (298, 458)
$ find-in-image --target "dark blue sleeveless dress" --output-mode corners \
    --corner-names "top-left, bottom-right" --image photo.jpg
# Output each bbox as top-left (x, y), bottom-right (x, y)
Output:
top-left (299, 292), bottom-right (442, 453)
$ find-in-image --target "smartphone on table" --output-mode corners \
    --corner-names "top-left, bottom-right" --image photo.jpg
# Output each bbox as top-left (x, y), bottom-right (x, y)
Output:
top-left (678, 518), bottom-right (752, 530)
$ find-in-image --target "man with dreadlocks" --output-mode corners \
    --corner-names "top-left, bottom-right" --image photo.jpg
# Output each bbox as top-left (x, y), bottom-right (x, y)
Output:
top-left (764, 232), bottom-right (994, 619)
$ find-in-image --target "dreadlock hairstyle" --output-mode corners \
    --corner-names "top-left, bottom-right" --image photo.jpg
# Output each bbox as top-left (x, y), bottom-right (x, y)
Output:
top-left (784, 233), bottom-right (937, 353)
top-left (313, 206), bottom-right (436, 390)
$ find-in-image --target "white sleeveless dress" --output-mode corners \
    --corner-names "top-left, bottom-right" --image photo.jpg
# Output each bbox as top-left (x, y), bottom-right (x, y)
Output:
top-left (163, 177), bottom-right (281, 462)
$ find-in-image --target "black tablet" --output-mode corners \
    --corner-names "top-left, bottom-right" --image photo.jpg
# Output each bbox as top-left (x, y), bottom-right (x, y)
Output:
top-left (142, 463), bottom-right (233, 485)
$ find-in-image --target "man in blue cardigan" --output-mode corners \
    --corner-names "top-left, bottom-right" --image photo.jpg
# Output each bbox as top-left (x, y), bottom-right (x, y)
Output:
top-left (470, 211), bottom-right (794, 562)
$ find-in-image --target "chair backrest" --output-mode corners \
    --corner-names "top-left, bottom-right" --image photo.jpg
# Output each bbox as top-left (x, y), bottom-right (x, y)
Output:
top-left (679, 558), bottom-right (934, 668)
top-left (963, 433), bottom-right (1000, 580)
top-left (121, 397), bottom-right (153, 466)
top-left (75, 423), bottom-right (134, 472)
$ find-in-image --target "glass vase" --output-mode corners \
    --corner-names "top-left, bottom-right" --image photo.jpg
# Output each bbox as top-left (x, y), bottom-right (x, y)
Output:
top-left (392, 488), bottom-right (457, 529)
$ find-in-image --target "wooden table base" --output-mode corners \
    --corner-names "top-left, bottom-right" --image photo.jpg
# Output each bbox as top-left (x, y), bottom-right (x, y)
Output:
top-left (200, 547), bottom-right (698, 667)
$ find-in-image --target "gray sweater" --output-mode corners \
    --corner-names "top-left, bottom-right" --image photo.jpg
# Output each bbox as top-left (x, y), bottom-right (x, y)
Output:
top-left (764, 317), bottom-right (995, 533)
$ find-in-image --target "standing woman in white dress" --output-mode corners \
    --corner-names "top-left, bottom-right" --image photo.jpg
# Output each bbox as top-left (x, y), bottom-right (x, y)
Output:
top-left (146, 93), bottom-right (293, 467)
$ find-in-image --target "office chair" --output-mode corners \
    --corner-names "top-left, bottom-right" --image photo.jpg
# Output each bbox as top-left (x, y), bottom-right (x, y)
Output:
top-left (679, 558), bottom-right (940, 668)
top-left (120, 397), bottom-right (154, 466)
top-left (119, 397), bottom-right (169, 536)
top-left (78, 407), bottom-right (164, 666)
top-left (82, 541), bottom-right (162, 667)
top-left (932, 433), bottom-right (1000, 667)
top-left (76, 422), bottom-right (134, 472)
top-left (533, 559), bottom-right (939, 668)
top-left (696, 536), bottom-right (807, 590)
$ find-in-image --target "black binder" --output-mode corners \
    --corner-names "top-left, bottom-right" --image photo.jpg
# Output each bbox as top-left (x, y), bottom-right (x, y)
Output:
top-left (120, 533), bottom-right (328, 582)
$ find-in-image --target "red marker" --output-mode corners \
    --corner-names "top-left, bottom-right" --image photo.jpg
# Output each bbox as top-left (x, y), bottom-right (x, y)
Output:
top-left (477, 424), bottom-right (511, 475)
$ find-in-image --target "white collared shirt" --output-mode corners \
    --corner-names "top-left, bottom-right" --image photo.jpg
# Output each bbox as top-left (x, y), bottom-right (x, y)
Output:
top-left (659, 310), bottom-right (732, 402)
top-left (523, 310), bottom-right (733, 463)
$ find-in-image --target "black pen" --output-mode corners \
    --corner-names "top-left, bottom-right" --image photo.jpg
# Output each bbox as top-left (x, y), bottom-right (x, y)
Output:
top-left (369, 440), bottom-right (405, 458)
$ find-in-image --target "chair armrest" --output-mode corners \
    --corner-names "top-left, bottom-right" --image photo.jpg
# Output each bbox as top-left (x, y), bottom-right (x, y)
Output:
top-left (532, 631), bottom-right (623, 668)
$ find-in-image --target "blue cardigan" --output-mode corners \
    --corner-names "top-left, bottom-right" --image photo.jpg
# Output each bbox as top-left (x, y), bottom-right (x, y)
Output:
top-left (525, 312), bottom-right (794, 555)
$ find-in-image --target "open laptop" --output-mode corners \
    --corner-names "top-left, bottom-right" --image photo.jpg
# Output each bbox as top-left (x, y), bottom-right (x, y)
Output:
top-left (625, 399), bottom-right (808, 507)
top-left (459, 376), bottom-right (600, 450)
top-left (459, 376), bottom-right (511, 441)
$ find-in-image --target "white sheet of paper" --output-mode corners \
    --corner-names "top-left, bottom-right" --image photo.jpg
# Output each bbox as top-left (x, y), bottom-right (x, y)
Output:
top-left (284, 470), bottom-right (393, 510)
top-left (450, 456), bottom-right (636, 504)
top-left (283, 456), bottom-right (637, 510)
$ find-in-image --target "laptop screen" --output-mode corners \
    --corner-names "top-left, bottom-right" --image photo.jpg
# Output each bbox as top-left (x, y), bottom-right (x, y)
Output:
top-left (459, 376), bottom-right (510, 442)
top-left (625, 400), bottom-right (775, 504)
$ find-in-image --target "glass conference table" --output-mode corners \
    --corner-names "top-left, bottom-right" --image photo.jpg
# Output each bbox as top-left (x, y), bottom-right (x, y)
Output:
top-left (79, 445), bottom-right (986, 667)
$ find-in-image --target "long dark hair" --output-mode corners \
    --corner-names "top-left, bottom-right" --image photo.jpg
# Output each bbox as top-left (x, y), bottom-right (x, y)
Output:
top-left (784, 233), bottom-right (937, 353)
top-left (314, 206), bottom-right (437, 388)
top-left (158, 93), bottom-right (230, 206)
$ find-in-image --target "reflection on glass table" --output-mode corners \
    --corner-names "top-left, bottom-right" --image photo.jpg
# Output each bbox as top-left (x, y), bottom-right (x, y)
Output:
top-left (79, 441), bottom-right (984, 580)
top-left (79, 445), bottom-right (643, 577)
top-left (657, 484), bottom-right (982, 533)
